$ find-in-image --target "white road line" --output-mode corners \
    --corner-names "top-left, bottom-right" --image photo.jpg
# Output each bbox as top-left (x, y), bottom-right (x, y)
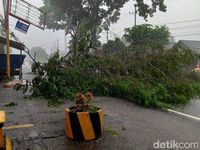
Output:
top-left (3, 124), bottom-right (34, 130)
top-left (166, 109), bottom-right (200, 121)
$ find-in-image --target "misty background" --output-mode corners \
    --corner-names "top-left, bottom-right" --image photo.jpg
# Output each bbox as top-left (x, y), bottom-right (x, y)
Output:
top-left (0, 0), bottom-right (200, 55)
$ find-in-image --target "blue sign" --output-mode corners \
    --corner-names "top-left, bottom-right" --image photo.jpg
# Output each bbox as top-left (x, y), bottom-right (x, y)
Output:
top-left (15, 21), bottom-right (30, 34)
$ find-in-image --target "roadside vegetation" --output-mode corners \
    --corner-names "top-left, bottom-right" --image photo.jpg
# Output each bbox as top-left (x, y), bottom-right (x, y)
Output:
top-left (15, 23), bottom-right (200, 108)
top-left (13, 0), bottom-right (200, 108)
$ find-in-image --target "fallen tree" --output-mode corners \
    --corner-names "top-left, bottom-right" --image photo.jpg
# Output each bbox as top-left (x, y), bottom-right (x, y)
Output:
top-left (15, 23), bottom-right (200, 108)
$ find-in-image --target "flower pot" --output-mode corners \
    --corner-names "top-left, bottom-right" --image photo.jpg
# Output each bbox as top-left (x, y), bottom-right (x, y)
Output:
top-left (65, 108), bottom-right (103, 141)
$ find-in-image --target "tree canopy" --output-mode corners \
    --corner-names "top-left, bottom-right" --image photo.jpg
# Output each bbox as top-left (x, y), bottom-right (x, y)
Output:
top-left (30, 47), bottom-right (49, 63)
top-left (102, 38), bottom-right (126, 53)
top-left (123, 24), bottom-right (171, 51)
top-left (41, 0), bottom-right (167, 31)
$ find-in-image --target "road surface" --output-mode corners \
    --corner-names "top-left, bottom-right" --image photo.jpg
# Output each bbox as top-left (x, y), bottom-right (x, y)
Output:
top-left (0, 85), bottom-right (199, 150)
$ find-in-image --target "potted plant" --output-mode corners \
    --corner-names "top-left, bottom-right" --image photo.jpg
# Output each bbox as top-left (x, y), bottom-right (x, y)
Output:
top-left (65, 92), bottom-right (103, 141)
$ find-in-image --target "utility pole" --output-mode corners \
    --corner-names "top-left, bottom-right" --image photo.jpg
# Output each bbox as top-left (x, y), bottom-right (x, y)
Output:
top-left (5, 0), bottom-right (11, 79)
top-left (50, 48), bottom-right (52, 56)
top-left (19, 50), bottom-right (22, 80)
top-left (64, 34), bottom-right (66, 51)
top-left (134, 4), bottom-right (137, 26)
top-left (57, 37), bottom-right (59, 54)
top-left (106, 30), bottom-right (109, 43)
top-left (129, 4), bottom-right (137, 26)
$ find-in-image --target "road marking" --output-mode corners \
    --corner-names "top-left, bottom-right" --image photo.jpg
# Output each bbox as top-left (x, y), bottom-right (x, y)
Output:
top-left (3, 124), bottom-right (34, 130)
top-left (167, 109), bottom-right (200, 121)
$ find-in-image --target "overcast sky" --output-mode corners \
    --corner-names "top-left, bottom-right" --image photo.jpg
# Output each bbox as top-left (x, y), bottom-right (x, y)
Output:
top-left (0, 0), bottom-right (200, 54)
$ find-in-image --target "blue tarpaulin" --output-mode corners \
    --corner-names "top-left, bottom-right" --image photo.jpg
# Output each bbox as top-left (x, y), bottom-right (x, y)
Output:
top-left (0, 54), bottom-right (26, 70)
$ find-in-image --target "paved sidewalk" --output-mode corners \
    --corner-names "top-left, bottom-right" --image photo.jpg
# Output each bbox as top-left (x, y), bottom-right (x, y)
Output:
top-left (0, 85), bottom-right (200, 150)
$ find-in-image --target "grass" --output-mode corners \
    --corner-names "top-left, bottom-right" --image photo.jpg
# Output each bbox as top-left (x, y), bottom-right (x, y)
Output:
top-left (105, 128), bottom-right (121, 136)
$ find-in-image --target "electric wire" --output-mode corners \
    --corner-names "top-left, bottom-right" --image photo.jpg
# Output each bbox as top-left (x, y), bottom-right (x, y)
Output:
top-left (173, 33), bottom-right (200, 37)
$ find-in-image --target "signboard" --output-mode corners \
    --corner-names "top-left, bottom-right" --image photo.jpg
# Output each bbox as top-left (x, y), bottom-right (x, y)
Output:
top-left (10, 0), bottom-right (46, 30)
top-left (15, 21), bottom-right (30, 34)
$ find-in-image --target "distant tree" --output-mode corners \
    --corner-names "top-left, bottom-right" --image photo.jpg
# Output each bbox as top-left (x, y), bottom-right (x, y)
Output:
top-left (123, 24), bottom-right (171, 51)
top-left (103, 38), bottom-right (126, 53)
top-left (30, 47), bottom-right (49, 63)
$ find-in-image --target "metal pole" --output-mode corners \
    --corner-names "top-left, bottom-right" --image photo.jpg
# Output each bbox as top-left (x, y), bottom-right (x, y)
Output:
top-left (3, 0), bottom-right (6, 17)
top-left (19, 50), bottom-right (22, 80)
top-left (106, 30), bottom-right (109, 43)
top-left (134, 4), bottom-right (137, 26)
top-left (5, 0), bottom-right (11, 79)
top-left (57, 37), bottom-right (59, 54)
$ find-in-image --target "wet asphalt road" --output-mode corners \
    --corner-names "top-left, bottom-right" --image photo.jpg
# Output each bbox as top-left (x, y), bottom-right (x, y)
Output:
top-left (21, 63), bottom-right (200, 119)
top-left (178, 99), bottom-right (200, 118)
top-left (0, 64), bottom-right (199, 150)
top-left (0, 85), bottom-right (200, 150)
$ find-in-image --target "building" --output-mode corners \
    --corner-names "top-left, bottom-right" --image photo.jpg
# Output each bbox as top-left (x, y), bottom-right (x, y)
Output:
top-left (174, 40), bottom-right (200, 72)
top-left (0, 25), bottom-right (5, 54)
top-left (174, 40), bottom-right (200, 55)
top-left (0, 25), bottom-right (26, 77)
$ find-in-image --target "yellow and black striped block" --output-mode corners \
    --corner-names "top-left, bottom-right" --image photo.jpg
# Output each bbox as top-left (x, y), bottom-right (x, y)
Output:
top-left (0, 111), bottom-right (12, 150)
top-left (65, 108), bottom-right (103, 141)
top-left (5, 137), bottom-right (12, 150)
top-left (0, 111), bottom-right (5, 148)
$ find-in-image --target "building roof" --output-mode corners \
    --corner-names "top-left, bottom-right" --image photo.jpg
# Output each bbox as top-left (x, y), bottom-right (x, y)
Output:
top-left (0, 36), bottom-right (25, 50)
top-left (178, 40), bottom-right (200, 54)
top-left (164, 42), bottom-right (176, 50)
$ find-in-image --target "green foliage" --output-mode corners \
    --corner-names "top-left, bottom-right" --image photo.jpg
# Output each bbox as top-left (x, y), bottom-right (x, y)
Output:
top-left (102, 38), bottom-right (126, 53)
top-left (123, 24), bottom-right (171, 51)
top-left (41, 0), bottom-right (166, 30)
top-left (41, 0), bottom-right (167, 50)
top-left (25, 47), bottom-right (199, 108)
top-left (14, 81), bottom-right (29, 94)
top-left (41, 0), bottom-right (129, 30)
top-left (136, 0), bottom-right (166, 19)
top-left (31, 62), bottom-right (41, 73)
top-left (105, 128), bottom-right (121, 136)
top-left (15, 23), bottom-right (200, 108)
top-left (67, 21), bottom-right (96, 58)
top-left (4, 102), bottom-right (18, 107)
